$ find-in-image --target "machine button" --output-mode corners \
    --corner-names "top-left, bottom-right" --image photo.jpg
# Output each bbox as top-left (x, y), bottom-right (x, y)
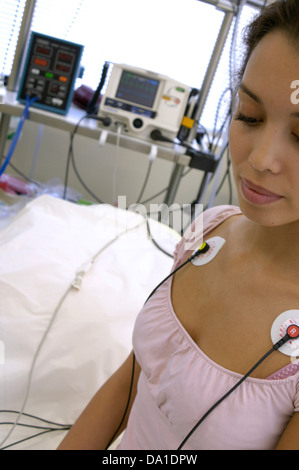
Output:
top-left (52, 97), bottom-right (63, 106)
top-left (31, 68), bottom-right (40, 75)
top-left (133, 118), bottom-right (143, 129)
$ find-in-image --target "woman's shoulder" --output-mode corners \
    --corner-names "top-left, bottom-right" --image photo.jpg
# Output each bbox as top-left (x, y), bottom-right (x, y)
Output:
top-left (173, 204), bottom-right (242, 266)
top-left (202, 204), bottom-right (242, 232)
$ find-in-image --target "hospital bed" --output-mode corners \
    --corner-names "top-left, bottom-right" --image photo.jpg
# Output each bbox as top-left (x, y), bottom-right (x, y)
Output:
top-left (0, 194), bottom-right (180, 450)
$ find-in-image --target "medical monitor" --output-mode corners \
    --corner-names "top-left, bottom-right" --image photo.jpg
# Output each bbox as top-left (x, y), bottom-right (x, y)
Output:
top-left (98, 63), bottom-right (191, 142)
top-left (115, 70), bottom-right (160, 109)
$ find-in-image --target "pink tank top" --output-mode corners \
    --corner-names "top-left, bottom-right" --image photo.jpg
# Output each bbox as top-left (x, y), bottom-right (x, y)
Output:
top-left (118, 205), bottom-right (299, 450)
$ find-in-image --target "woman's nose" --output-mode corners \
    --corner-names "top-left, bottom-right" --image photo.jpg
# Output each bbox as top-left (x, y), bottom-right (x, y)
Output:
top-left (248, 128), bottom-right (283, 174)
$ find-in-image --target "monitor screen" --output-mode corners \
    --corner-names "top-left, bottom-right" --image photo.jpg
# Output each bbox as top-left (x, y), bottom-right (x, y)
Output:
top-left (116, 70), bottom-right (159, 109)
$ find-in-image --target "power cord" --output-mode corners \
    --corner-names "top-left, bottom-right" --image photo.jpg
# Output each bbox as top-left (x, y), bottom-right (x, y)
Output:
top-left (0, 410), bottom-right (71, 450)
top-left (104, 241), bottom-right (210, 450)
top-left (63, 113), bottom-right (111, 202)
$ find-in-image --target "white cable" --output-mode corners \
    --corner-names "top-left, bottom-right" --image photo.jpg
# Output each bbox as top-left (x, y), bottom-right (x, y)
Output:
top-left (0, 217), bottom-right (146, 449)
top-left (112, 123), bottom-right (123, 206)
top-left (0, 285), bottom-right (72, 449)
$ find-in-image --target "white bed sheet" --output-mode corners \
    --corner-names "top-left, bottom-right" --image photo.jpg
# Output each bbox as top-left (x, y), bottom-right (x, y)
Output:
top-left (0, 195), bottom-right (180, 450)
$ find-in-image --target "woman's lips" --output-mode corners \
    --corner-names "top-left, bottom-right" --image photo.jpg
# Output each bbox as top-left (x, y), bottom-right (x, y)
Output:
top-left (240, 178), bottom-right (283, 205)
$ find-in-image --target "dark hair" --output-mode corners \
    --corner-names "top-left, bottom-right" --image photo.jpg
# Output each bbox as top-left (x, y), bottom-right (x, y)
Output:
top-left (238, 0), bottom-right (299, 82)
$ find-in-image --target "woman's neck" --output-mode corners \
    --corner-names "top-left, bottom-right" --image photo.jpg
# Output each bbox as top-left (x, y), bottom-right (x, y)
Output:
top-left (243, 218), bottom-right (299, 272)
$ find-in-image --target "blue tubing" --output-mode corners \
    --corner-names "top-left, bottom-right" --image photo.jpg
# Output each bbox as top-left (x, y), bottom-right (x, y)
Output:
top-left (0, 95), bottom-right (38, 177)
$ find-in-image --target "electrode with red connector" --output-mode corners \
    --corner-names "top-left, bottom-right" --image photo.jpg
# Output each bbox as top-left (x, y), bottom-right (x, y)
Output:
top-left (286, 324), bottom-right (299, 340)
top-left (271, 310), bottom-right (299, 355)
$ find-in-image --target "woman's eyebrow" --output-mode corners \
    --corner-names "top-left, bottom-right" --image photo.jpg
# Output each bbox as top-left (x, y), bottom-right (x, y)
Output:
top-left (239, 82), bottom-right (263, 105)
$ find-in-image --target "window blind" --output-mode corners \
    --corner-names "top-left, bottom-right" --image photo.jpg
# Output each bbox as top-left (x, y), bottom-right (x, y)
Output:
top-left (0, 0), bottom-right (26, 80)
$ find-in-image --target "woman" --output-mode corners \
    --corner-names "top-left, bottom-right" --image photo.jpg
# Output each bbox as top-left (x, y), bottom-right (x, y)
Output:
top-left (58, 0), bottom-right (299, 450)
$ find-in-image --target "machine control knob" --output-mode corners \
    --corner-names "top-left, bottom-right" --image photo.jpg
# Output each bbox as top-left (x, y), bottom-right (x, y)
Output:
top-left (133, 118), bottom-right (143, 129)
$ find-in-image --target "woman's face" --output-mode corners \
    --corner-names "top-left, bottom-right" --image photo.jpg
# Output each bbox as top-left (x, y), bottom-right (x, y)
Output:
top-left (229, 31), bottom-right (299, 228)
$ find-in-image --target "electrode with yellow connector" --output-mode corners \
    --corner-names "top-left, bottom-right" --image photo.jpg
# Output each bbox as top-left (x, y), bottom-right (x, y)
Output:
top-left (191, 236), bottom-right (226, 266)
top-left (190, 241), bottom-right (210, 260)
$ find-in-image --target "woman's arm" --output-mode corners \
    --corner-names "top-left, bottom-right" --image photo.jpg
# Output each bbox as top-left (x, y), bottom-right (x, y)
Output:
top-left (275, 412), bottom-right (299, 450)
top-left (57, 351), bottom-right (140, 450)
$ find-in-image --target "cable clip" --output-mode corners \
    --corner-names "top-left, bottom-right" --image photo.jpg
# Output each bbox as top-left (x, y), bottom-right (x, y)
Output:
top-left (98, 129), bottom-right (108, 147)
top-left (72, 261), bottom-right (93, 290)
top-left (149, 144), bottom-right (158, 162)
top-left (72, 271), bottom-right (84, 290)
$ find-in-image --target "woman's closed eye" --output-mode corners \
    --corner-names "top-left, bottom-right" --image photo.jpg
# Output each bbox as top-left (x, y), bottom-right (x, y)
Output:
top-left (235, 111), bottom-right (299, 144)
top-left (234, 111), bottom-right (263, 126)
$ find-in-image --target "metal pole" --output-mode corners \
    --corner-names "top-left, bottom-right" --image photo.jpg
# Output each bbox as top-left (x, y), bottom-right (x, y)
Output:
top-left (0, 0), bottom-right (37, 163)
top-left (163, 162), bottom-right (185, 206)
top-left (198, 0), bottom-right (269, 10)
top-left (0, 115), bottom-right (11, 164)
top-left (7, 0), bottom-right (37, 92)
top-left (186, 8), bottom-right (235, 144)
top-left (199, 0), bottom-right (234, 12)
top-left (164, 2), bottom-right (235, 204)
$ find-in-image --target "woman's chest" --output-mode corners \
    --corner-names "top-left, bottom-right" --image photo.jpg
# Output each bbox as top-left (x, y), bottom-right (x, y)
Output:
top-left (171, 249), bottom-right (299, 379)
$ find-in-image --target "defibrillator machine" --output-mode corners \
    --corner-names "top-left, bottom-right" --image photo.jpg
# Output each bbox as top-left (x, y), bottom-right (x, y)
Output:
top-left (98, 63), bottom-right (191, 143)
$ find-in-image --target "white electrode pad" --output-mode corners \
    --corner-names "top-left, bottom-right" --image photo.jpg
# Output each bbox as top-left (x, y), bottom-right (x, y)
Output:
top-left (271, 310), bottom-right (299, 357)
top-left (191, 236), bottom-right (226, 266)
